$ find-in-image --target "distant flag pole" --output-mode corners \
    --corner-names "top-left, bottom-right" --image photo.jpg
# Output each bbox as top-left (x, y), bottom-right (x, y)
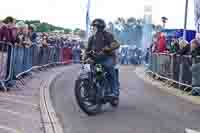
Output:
top-left (86, 0), bottom-right (91, 39)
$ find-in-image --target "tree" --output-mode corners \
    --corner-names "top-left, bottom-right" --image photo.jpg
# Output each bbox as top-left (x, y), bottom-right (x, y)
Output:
top-left (74, 28), bottom-right (81, 33)
top-left (16, 19), bottom-right (73, 33)
top-left (73, 28), bottom-right (86, 38)
top-left (64, 29), bottom-right (72, 34)
top-left (25, 20), bottom-right (40, 25)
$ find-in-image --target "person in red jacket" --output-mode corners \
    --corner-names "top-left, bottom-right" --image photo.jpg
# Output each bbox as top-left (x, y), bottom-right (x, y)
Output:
top-left (0, 16), bottom-right (16, 44)
top-left (158, 32), bottom-right (167, 53)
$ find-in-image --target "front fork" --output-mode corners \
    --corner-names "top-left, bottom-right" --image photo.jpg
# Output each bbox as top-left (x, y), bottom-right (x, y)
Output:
top-left (87, 72), bottom-right (102, 103)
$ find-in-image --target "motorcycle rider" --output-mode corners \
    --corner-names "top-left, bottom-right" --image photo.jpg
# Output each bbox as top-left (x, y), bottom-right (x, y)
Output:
top-left (85, 18), bottom-right (120, 98)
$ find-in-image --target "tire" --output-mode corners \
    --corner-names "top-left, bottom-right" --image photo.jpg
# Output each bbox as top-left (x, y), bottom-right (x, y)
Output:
top-left (110, 97), bottom-right (119, 108)
top-left (74, 79), bottom-right (102, 116)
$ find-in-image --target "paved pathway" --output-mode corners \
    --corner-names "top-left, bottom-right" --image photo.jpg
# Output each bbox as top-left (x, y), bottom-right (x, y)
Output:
top-left (0, 66), bottom-right (67, 133)
top-left (50, 65), bottom-right (200, 133)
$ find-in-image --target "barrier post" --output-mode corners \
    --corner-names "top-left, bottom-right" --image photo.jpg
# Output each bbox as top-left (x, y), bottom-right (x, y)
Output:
top-left (156, 53), bottom-right (159, 74)
top-left (0, 42), bottom-right (14, 91)
top-left (148, 53), bottom-right (152, 71)
top-left (13, 47), bottom-right (24, 77)
top-left (170, 54), bottom-right (175, 80)
top-left (32, 45), bottom-right (38, 66)
top-left (179, 56), bottom-right (183, 89)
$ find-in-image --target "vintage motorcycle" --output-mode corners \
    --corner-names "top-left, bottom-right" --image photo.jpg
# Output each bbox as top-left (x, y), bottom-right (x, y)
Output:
top-left (74, 50), bottom-right (119, 116)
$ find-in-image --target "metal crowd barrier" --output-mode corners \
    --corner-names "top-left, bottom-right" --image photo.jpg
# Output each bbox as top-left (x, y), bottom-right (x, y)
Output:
top-left (179, 55), bottom-right (192, 85)
top-left (0, 42), bottom-right (14, 91)
top-left (0, 41), bottom-right (73, 91)
top-left (149, 53), bottom-right (197, 89)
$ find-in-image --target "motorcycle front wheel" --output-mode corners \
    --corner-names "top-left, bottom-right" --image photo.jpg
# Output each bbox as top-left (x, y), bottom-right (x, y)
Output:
top-left (75, 79), bottom-right (102, 116)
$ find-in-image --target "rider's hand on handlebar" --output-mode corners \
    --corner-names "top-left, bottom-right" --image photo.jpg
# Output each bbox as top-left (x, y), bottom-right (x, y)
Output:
top-left (103, 46), bottom-right (111, 53)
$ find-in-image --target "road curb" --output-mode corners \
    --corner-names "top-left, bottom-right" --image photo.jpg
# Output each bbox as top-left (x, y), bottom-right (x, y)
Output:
top-left (40, 67), bottom-right (70, 133)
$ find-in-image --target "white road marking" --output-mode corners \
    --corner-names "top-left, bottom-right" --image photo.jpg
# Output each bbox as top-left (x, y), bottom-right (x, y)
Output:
top-left (0, 97), bottom-right (37, 107)
top-left (0, 93), bottom-right (29, 99)
top-left (0, 125), bottom-right (23, 133)
top-left (185, 128), bottom-right (200, 133)
top-left (0, 108), bottom-right (39, 121)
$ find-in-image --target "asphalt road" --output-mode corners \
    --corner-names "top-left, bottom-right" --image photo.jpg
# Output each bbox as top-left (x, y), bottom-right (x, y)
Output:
top-left (50, 65), bottom-right (200, 133)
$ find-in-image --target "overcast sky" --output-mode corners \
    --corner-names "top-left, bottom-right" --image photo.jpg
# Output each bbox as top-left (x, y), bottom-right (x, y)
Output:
top-left (0, 0), bottom-right (196, 30)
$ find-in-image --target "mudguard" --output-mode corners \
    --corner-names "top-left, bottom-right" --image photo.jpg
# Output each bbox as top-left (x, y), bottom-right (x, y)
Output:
top-left (79, 64), bottom-right (91, 79)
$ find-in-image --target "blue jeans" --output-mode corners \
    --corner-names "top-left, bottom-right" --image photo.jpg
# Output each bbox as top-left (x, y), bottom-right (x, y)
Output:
top-left (95, 56), bottom-right (119, 96)
top-left (115, 67), bottom-right (120, 90)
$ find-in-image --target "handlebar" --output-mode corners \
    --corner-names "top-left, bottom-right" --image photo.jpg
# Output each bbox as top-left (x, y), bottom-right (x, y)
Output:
top-left (86, 50), bottom-right (104, 57)
top-left (83, 50), bottom-right (104, 64)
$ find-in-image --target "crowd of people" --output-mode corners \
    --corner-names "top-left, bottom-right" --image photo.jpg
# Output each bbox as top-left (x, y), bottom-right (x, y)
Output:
top-left (0, 16), bottom-right (84, 63)
top-left (148, 32), bottom-right (200, 57)
top-left (0, 16), bottom-right (84, 49)
top-left (147, 31), bottom-right (200, 96)
top-left (119, 46), bottom-right (143, 65)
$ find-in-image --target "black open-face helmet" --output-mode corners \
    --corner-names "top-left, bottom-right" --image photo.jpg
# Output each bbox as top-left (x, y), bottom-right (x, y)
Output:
top-left (91, 18), bottom-right (106, 31)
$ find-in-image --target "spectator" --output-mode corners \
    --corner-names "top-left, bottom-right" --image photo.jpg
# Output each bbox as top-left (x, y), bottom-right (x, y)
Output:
top-left (177, 39), bottom-right (190, 55)
top-left (16, 21), bottom-right (27, 47)
top-left (149, 42), bottom-right (154, 53)
top-left (47, 36), bottom-right (55, 47)
top-left (137, 48), bottom-right (142, 64)
top-left (127, 48), bottom-right (132, 64)
top-left (35, 33), bottom-right (42, 44)
top-left (191, 39), bottom-right (200, 57)
top-left (120, 47), bottom-right (128, 64)
top-left (157, 32), bottom-right (167, 53)
top-left (0, 16), bottom-right (16, 43)
top-left (28, 24), bottom-right (37, 44)
top-left (170, 37), bottom-right (179, 53)
top-left (1, 18), bottom-right (16, 81)
top-left (191, 39), bottom-right (200, 96)
top-left (24, 24), bottom-right (32, 48)
top-left (41, 33), bottom-right (48, 47)
top-left (129, 47), bottom-right (135, 64)
top-left (166, 37), bottom-right (172, 50)
top-left (151, 34), bottom-right (158, 53)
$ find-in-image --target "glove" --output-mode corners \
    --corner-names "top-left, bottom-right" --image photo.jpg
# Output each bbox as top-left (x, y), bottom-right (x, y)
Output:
top-left (103, 47), bottom-right (112, 53)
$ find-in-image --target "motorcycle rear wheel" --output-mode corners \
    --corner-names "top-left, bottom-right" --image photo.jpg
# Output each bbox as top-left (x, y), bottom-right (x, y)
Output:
top-left (110, 97), bottom-right (119, 108)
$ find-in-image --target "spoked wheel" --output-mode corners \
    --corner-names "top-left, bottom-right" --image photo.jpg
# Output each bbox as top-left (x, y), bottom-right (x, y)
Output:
top-left (75, 79), bottom-right (102, 116)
